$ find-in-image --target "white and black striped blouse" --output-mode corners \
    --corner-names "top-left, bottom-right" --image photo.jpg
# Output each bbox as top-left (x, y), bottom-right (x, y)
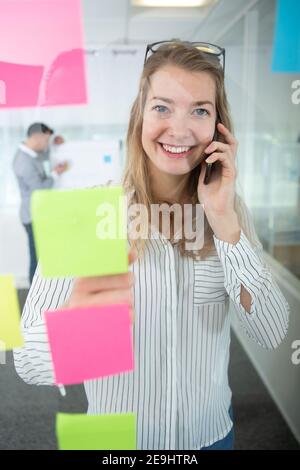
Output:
top-left (13, 197), bottom-right (289, 449)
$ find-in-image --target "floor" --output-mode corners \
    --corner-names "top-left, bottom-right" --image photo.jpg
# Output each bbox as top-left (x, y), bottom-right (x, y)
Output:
top-left (0, 289), bottom-right (298, 450)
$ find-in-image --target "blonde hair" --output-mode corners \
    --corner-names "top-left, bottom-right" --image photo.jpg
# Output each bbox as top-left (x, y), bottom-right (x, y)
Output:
top-left (123, 40), bottom-right (251, 259)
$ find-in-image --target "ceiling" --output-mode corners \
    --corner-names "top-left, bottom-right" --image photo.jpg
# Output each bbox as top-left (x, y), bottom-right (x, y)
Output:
top-left (81, 0), bottom-right (274, 47)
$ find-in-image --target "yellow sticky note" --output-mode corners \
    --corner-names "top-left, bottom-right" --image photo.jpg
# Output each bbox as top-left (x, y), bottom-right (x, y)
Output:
top-left (31, 186), bottom-right (128, 278)
top-left (56, 413), bottom-right (136, 450)
top-left (0, 275), bottom-right (24, 350)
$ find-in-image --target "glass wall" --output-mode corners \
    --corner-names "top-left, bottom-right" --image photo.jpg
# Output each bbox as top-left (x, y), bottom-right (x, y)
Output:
top-left (1, 0), bottom-right (299, 282)
top-left (222, 0), bottom-right (300, 280)
top-left (0, 47), bottom-right (144, 209)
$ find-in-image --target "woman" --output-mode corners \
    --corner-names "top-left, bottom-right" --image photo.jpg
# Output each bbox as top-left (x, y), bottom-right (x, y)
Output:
top-left (14, 40), bottom-right (289, 450)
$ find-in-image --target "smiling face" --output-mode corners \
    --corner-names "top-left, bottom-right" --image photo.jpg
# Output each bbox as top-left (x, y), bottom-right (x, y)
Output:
top-left (142, 65), bottom-right (217, 178)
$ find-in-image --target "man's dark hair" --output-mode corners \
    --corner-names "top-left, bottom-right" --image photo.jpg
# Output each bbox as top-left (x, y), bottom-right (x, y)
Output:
top-left (27, 123), bottom-right (54, 137)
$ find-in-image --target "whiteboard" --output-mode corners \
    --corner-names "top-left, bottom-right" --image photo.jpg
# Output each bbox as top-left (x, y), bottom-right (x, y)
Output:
top-left (50, 140), bottom-right (122, 189)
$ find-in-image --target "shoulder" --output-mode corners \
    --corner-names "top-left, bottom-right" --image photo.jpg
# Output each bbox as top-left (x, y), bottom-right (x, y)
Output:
top-left (13, 150), bottom-right (32, 172)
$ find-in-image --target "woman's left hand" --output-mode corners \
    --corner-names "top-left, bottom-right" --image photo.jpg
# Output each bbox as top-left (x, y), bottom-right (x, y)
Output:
top-left (197, 122), bottom-right (238, 216)
top-left (197, 122), bottom-right (241, 244)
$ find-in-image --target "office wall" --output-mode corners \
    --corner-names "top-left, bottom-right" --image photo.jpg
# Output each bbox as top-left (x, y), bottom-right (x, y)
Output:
top-left (0, 211), bottom-right (29, 287)
top-left (222, 0), bottom-right (300, 443)
top-left (231, 254), bottom-right (300, 442)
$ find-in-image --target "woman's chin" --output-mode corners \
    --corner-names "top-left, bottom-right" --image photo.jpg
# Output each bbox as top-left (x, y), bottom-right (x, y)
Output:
top-left (159, 162), bottom-right (194, 176)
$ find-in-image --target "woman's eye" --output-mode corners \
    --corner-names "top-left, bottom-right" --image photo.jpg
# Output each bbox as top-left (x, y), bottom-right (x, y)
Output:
top-left (153, 105), bottom-right (168, 113)
top-left (193, 108), bottom-right (209, 116)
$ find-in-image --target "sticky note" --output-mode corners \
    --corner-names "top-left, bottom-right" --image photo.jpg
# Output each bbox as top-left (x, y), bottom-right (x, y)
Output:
top-left (272, 0), bottom-right (300, 72)
top-left (0, 275), bottom-right (24, 350)
top-left (31, 186), bottom-right (128, 277)
top-left (56, 413), bottom-right (136, 450)
top-left (0, 0), bottom-right (87, 108)
top-left (0, 61), bottom-right (44, 108)
top-left (45, 304), bottom-right (134, 385)
top-left (40, 47), bottom-right (87, 107)
top-left (103, 155), bottom-right (112, 163)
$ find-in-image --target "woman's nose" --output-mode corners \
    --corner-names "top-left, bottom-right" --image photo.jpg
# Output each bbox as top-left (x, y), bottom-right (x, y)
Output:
top-left (166, 115), bottom-right (192, 141)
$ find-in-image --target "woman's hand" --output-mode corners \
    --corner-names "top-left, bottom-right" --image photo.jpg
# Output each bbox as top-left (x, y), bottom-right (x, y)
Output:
top-left (197, 122), bottom-right (241, 244)
top-left (197, 122), bottom-right (238, 214)
top-left (61, 249), bottom-right (137, 323)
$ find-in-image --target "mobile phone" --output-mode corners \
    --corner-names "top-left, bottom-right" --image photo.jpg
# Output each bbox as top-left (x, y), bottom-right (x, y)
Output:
top-left (204, 122), bottom-right (219, 185)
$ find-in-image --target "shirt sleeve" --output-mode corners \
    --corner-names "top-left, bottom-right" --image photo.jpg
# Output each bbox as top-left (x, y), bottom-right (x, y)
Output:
top-left (20, 158), bottom-right (54, 191)
top-left (50, 169), bottom-right (59, 181)
top-left (213, 196), bottom-right (290, 350)
top-left (13, 264), bottom-right (74, 386)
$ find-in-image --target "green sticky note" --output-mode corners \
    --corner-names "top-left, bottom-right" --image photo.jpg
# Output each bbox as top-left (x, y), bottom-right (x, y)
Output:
top-left (0, 275), bottom-right (24, 350)
top-left (31, 186), bottom-right (128, 277)
top-left (56, 413), bottom-right (136, 450)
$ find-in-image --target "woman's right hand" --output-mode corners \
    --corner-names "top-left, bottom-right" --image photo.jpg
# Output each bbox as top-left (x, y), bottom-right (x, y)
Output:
top-left (62, 249), bottom-right (137, 323)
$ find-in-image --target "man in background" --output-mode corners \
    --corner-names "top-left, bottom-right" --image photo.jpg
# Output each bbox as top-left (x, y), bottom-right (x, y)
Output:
top-left (12, 122), bottom-right (68, 284)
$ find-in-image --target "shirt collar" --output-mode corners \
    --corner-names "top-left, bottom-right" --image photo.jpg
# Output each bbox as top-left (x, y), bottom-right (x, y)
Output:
top-left (19, 143), bottom-right (38, 158)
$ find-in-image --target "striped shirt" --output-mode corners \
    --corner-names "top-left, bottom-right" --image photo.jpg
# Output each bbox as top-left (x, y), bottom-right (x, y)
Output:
top-left (13, 196), bottom-right (289, 449)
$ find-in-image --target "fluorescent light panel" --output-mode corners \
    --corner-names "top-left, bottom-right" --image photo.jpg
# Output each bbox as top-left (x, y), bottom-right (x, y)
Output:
top-left (132, 0), bottom-right (214, 7)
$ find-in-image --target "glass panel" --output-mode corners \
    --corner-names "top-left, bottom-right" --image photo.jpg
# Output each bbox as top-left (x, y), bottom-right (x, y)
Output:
top-left (222, 0), bottom-right (300, 280)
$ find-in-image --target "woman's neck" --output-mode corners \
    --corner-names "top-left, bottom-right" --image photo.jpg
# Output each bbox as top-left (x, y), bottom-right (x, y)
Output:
top-left (148, 162), bottom-right (190, 204)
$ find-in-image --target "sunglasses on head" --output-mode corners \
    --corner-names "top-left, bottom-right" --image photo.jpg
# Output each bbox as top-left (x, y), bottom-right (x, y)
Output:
top-left (144, 40), bottom-right (225, 72)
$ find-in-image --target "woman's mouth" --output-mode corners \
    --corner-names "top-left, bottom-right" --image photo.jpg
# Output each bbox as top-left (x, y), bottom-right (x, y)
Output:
top-left (158, 142), bottom-right (195, 159)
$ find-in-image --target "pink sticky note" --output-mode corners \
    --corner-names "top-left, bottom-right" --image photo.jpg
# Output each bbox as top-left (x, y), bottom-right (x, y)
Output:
top-left (0, 61), bottom-right (44, 107)
top-left (0, 0), bottom-right (87, 109)
top-left (45, 304), bottom-right (134, 385)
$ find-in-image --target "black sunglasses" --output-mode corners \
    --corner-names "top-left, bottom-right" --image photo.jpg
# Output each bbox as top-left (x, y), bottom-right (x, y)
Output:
top-left (144, 40), bottom-right (225, 72)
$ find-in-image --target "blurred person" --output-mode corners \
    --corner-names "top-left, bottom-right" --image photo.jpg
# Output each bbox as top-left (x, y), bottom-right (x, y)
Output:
top-left (12, 123), bottom-right (68, 284)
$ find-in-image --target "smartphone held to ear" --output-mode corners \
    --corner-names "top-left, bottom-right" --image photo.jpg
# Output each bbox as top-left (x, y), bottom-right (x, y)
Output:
top-left (204, 162), bottom-right (213, 185)
top-left (203, 123), bottom-right (219, 185)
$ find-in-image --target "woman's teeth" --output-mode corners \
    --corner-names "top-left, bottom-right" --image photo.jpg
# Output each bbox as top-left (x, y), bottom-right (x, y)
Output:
top-left (162, 144), bottom-right (191, 154)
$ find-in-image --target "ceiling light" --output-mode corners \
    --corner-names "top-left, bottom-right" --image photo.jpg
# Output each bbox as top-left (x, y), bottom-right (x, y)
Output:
top-left (131, 0), bottom-right (214, 7)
